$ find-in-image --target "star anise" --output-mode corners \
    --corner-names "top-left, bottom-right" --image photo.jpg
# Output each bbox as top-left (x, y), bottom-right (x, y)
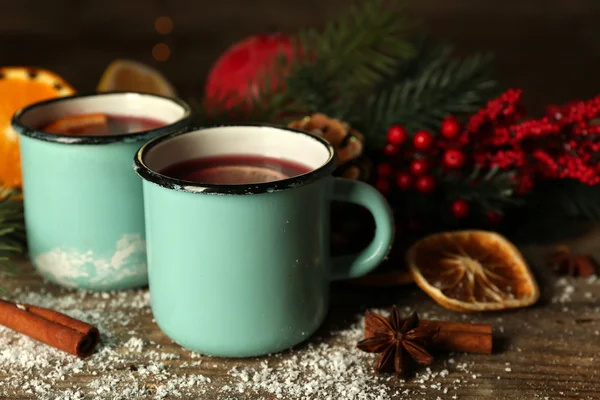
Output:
top-left (549, 245), bottom-right (597, 277)
top-left (356, 306), bottom-right (438, 377)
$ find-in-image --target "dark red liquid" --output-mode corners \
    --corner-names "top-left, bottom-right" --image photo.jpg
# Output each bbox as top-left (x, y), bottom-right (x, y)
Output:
top-left (159, 154), bottom-right (313, 185)
top-left (42, 114), bottom-right (167, 136)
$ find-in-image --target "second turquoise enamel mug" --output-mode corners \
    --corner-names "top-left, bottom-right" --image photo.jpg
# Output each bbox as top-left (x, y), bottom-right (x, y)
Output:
top-left (134, 125), bottom-right (395, 357)
top-left (12, 92), bottom-right (192, 291)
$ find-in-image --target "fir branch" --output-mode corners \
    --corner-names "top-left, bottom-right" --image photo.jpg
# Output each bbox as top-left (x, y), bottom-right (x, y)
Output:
top-left (358, 46), bottom-right (498, 148)
top-left (198, 0), bottom-right (415, 124)
top-left (0, 189), bottom-right (26, 289)
top-left (443, 166), bottom-right (522, 212)
top-left (523, 179), bottom-right (600, 221)
top-left (277, 0), bottom-right (415, 120)
top-left (295, 0), bottom-right (415, 95)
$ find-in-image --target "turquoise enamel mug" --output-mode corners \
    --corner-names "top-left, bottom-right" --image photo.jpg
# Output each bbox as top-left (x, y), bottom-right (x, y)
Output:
top-left (134, 125), bottom-right (395, 357)
top-left (11, 92), bottom-right (192, 291)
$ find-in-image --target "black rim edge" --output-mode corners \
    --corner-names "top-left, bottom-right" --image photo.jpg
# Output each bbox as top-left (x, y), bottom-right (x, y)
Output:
top-left (11, 91), bottom-right (193, 145)
top-left (133, 123), bottom-right (338, 195)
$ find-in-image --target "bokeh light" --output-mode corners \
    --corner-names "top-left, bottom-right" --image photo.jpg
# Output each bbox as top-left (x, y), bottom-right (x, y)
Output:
top-left (154, 16), bottom-right (173, 35)
top-left (152, 43), bottom-right (171, 61)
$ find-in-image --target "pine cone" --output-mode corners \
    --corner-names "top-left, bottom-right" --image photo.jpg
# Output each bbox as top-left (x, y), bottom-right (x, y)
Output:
top-left (288, 113), bottom-right (370, 180)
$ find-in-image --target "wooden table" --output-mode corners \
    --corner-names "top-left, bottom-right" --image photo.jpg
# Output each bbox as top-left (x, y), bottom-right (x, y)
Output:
top-left (1, 226), bottom-right (599, 399)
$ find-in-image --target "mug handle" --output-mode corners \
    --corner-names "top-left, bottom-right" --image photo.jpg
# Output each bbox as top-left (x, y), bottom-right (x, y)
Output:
top-left (330, 178), bottom-right (395, 280)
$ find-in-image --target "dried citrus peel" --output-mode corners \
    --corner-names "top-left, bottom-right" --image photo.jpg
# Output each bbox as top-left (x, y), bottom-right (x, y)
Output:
top-left (97, 59), bottom-right (177, 97)
top-left (183, 165), bottom-right (288, 185)
top-left (43, 114), bottom-right (109, 135)
top-left (407, 230), bottom-right (539, 312)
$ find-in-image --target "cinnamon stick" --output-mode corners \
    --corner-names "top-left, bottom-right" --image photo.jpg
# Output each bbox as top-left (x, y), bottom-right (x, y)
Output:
top-left (365, 318), bottom-right (493, 355)
top-left (0, 299), bottom-right (99, 357)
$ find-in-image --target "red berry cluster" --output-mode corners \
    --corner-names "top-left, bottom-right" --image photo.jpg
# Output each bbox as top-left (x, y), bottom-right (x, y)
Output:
top-left (377, 126), bottom-right (434, 194)
top-left (375, 118), bottom-right (471, 219)
top-left (374, 89), bottom-right (600, 226)
top-left (467, 89), bottom-right (600, 190)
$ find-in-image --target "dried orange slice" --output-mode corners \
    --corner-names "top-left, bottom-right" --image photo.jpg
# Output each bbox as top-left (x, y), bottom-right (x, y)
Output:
top-left (43, 113), bottom-right (109, 135)
top-left (97, 59), bottom-right (177, 97)
top-left (0, 67), bottom-right (75, 188)
top-left (407, 230), bottom-right (539, 312)
top-left (183, 165), bottom-right (288, 184)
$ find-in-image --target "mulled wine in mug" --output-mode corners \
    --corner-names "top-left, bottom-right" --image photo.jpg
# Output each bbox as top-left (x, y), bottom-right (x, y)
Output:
top-left (11, 92), bottom-right (192, 291)
top-left (134, 124), bottom-right (395, 357)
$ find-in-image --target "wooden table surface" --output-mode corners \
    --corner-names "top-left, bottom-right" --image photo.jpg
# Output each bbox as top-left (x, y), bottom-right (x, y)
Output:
top-left (1, 226), bottom-right (599, 399)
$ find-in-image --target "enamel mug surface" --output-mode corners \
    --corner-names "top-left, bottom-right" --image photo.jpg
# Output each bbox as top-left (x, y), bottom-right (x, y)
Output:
top-left (12, 92), bottom-right (192, 291)
top-left (134, 125), bottom-right (395, 357)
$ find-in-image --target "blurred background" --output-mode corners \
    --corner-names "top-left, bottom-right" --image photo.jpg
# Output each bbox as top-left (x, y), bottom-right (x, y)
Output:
top-left (4, 0), bottom-right (599, 113)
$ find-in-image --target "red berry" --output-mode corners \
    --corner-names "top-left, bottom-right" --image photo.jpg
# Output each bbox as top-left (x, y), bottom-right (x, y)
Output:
top-left (386, 125), bottom-right (408, 145)
top-left (487, 211), bottom-right (503, 225)
top-left (375, 179), bottom-right (390, 194)
top-left (395, 172), bottom-right (413, 190)
top-left (377, 163), bottom-right (393, 177)
top-left (443, 149), bottom-right (465, 168)
top-left (409, 159), bottom-right (428, 175)
top-left (451, 199), bottom-right (470, 219)
top-left (440, 116), bottom-right (461, 139)
top-left (415, 175), bottom-right (436, 193)
top-left (383, 143), bottom-right (399, 156)
top-left (413, 130), bottom-right (434, 151)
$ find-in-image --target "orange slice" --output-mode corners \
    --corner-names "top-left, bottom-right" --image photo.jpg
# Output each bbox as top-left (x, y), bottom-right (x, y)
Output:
top-left (97, 59), bottom-right (177, 97)
top-left (43, 113), bottom-right (109, 135)
top-left (0, 67), bottom-right (75, 188)
top-left (406, 230), bottom-right (539, 312)
top-left (183, 165), bottom-right (288, 184)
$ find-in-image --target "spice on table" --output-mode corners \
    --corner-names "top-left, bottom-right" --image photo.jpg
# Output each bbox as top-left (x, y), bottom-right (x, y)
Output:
top-left (548, 245), bottom-right (597, 277)
top-left (0, 299), bottom-right (99, 357)
top-left (357, 308), bottom-right (437, 377)
top-left (357, 306), bottom-right (493, 376)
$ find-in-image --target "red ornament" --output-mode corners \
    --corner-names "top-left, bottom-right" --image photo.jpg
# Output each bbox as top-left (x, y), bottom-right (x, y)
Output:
top-left (386, 125), bottom-right (408, 145)
top-left (409, 159), bottom-right (428, 175)
top-left (443, 149), bottom-right (466, 168)
top-left (205, 34), bottom-right (295, 109)
top-left (375, 179), bottom-right (390, 194)
top-left (415, 175), bottom-right (436, 193)
top-left (451, 199), bottom-right (470, 218)
top-left (384, 143), bottom-right (399, 156)
top-left (395, 172), bottom-right (413, 191)
top-left (487, 211), bottom-right (503, 225)
top-left (413, 130), bottom-right (434, 151)
top-left (440, 116), bottom-right (461, 139)
top-left (377, 163), bottom-right (393, 177)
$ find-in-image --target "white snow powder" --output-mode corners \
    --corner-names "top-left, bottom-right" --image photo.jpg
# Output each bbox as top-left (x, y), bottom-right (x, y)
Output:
top-left (0, 288), bottom-right (476, 400)
top-left (33, 233), bottom-right (147, 289)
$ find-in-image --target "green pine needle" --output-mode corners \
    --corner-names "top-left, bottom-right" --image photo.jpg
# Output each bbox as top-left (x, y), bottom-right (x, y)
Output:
top-left (358, 43), bottom-right (498, 148)
top-left (522, 179), bottom-right (600, 221)
top-left (282, 0), bottom-right (415, 120)
top-left (295, 0), bottom-right (415, 95)
top-left (443, 165), bottom-right (523, 212)
top-left (0, 189), bottom-right (26, 286)
top-left (196, 0), bottom-right (416, 124)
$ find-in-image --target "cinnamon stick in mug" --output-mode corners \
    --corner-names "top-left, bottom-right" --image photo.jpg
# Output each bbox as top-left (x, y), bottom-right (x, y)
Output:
top-left (0, 299), bottom-right (99, 357)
